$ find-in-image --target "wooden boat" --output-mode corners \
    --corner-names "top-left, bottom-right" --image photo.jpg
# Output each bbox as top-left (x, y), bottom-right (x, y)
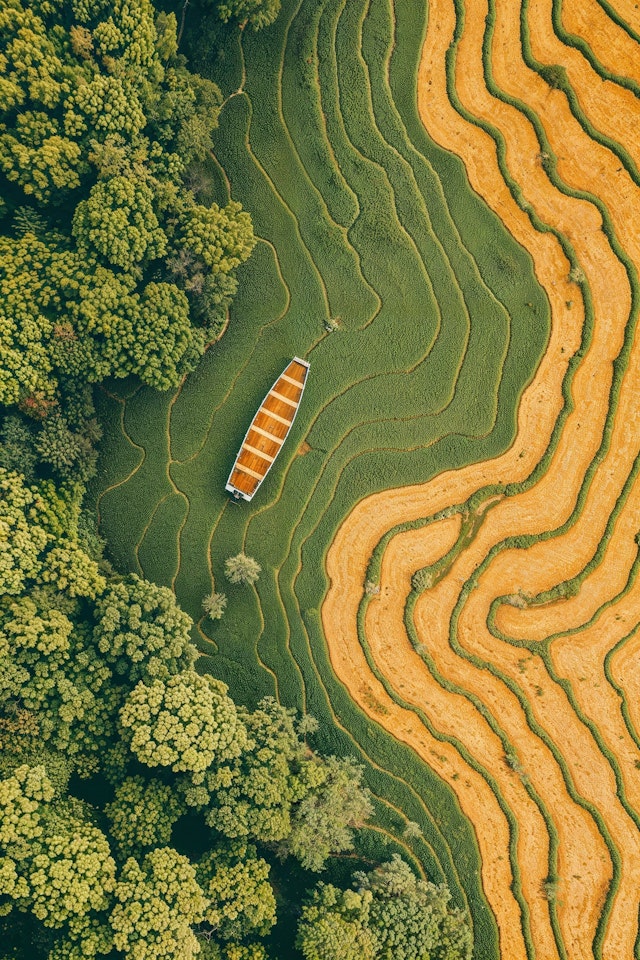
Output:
top-left (225, 357), bottom-right (310, 502)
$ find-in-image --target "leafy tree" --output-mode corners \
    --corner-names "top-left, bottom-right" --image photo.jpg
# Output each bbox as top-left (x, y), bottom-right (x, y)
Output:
top-left (34, 415), bottom-right (83, 476)
top-left (0, 113), bottom-right (85, 202)
top-left (296, 884), bottom-right (377, 960)
top-left (224, 553), bottom-right (261, 586)
top-left (178, 200), bottom-right (255, 274)
top-left (202, 697), bottom-right (306, 841)
top-left (283, 756), bottom-right (373, 872)
top-left (215, 0), bottom-right (281, 31)
top-left (0, 0), bottom-right (67, 113)
top-left (0, 415), bottom-right (37, 483)
top-left (72, 176), bottom-right (167, 270)
top-left (197, 842), bottom-right (276, 941)
top-left (354, 856), bottom-right (472, 960)
top-left (0, 469), bottom-right (51, 596)
top-left (202, 592), bottom-right (227, 621)
top-left (119, 672), bottom-right (247, 779)
top-left (105, 776), bottom-right (186, 860)
top-left (0, 764), bottom-right (116, 935)
top-left (110, 847), bottom-right (207, 959)
top-left (93, 574), bottom-right (196, 684)
top-left (64, 75), bottom-right (146, 142)
top-left (0, 595), bottom-right (116, 760)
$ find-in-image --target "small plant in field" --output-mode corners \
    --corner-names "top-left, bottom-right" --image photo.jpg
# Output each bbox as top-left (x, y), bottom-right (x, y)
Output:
top-left (202, 591), bottom-right (227, 620)
top-left (224, 552), bottom-right (261, 586)
top-left (542, 877), bottom-right (559, 901)
top-left (411, 569), bottom-right (433, 592)
top-left (403, 821), bottom-right (422, 840)
top-left (540, 64), bottom-right (567, 90)
top-left (364, 579), bottom-right (380, 596)
top-left (569, 265), bottom-right (585, 284)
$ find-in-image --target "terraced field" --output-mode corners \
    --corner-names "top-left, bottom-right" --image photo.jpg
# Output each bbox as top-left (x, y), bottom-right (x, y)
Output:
top-left (90, 0), bottom-right (640, 956)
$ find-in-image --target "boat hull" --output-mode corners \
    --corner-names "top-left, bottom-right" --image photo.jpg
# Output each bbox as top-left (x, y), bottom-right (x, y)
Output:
top-left (225, 357), bottom-right (310, 502)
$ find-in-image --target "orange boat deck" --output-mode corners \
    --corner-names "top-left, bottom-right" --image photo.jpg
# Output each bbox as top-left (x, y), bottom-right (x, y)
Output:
top-left (226, 358), bottom-right (309, 501)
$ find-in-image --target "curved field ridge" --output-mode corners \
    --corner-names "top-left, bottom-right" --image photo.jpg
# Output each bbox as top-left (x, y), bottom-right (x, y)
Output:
top-left (86, 0), bottom-right (594, 955)
top-left (322, 0), bottom-right (640, 957)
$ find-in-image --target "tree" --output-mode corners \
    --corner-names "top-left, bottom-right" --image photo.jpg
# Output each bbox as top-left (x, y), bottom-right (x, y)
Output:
top-left (197, 842), bottom-right (276, 941)
top-left (224, 553), bottom-right (261, 586)
top-left (0, 113), bottom-right (85, 202)
top-left (93, 575), bottom-right (196, 685)
top-left (119, 672), bottom-right (247, 779)
top-left (0, 595), bottom-right (116, 761)
top-left (110, 847), bottom-right (207, 959)
top-left (354, 856), bottom-right (472, 960)
top-left (202, 592), bottom-right (227, 621)
top-left (296, 884), bottom-right (377, 960)
top-left (283, 756), bottom-right (373, 872)
top-left (72, 176), bottom-right (167, 270)
top-left (203, 697), bottom-right (306, 841)
top-left (0, 415), bottom-right (37, 483)
top-left (0, 469), bottom-right (50, 596)
top-left (105, 776), bottom-right (186, 860)
top-left (178, 200), bottom-right (255, 275)
top-left (215, 0), bottom-right (282, 31)
top-left (0, 764), bottom-right (116, 935)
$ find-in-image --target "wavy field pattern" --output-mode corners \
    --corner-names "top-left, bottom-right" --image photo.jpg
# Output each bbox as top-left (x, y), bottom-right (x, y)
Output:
top-left (90, 0), bottom-right (640, 956)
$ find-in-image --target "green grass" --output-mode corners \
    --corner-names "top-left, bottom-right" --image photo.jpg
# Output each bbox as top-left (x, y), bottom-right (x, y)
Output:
top-left (89, 0), bottom-right (557, 955)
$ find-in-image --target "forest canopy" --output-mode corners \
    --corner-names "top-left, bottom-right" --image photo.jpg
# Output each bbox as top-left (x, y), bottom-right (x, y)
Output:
top-left (0, 0), bottom-right (255, 417)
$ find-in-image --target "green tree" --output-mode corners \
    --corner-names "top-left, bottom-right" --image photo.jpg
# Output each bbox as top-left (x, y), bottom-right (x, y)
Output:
top-left (354, 856), bottom-right (472, 960)
top-left (215, 0), bottom-right (281, 31)
top-left (105, 776), bottom-right (186, 860)
top-left (0, 764), bottom-right (116, 935)
top-left (0, 469), bottom-right (50, 596)
top-left (119, 672), bottom-right (247, 779)
top-left (110, 847), bottom-right (207, 959)
top-left (197, 842), bottom-right (276, 941)
top-left (178, 200), bottom-right (255, 274)
top-left (203, 697), bottom-right (305, 841)
top-left (0, 595), bottom-right (116, 761)
top-left (0, 416), bottom-right (37, 483)
top-left (296, 884), bottom-right (377, 960)
top-left (283, 756), bottom-right (373, 872)
top-left (224, 553), bottom-right (261, 587)
top-left (0, 113), bottom-right (85, 202)
top-left (72, 176), bottom-right (167, 270)
top-left (93, 574), bottom-right (196, 684)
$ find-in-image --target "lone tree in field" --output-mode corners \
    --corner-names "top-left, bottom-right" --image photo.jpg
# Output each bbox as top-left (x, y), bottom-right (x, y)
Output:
top-left (225, 553), bottom-right (261, 586)
top-left (202, 591), bottom-right (227, 620)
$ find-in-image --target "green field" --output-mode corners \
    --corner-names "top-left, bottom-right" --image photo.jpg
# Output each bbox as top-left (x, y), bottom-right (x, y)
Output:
top-left (89, 0), bottom-right (550, 952)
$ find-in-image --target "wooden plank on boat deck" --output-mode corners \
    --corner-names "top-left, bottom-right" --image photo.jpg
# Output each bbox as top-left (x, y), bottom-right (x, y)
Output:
top-left (243, 442), bottom-right (275, 462)
top-left (269, 389), bottom-right (298, 408)
top-left (259, 406), bottom-right (291, 427)
top-left (234, 462), bottom-right (264, 481)
top-left (250, 424), bottom-right (283, 445)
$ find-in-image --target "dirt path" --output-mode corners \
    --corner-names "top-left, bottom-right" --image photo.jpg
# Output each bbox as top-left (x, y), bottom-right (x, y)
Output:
top-left (321, 1), bottom-right (640, 957)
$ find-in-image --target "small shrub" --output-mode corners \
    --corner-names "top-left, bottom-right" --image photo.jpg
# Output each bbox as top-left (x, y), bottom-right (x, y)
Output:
top-left (411, 569), bottom-right (433, 592)
top-left (202, 591), bottom-right (227, 620)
